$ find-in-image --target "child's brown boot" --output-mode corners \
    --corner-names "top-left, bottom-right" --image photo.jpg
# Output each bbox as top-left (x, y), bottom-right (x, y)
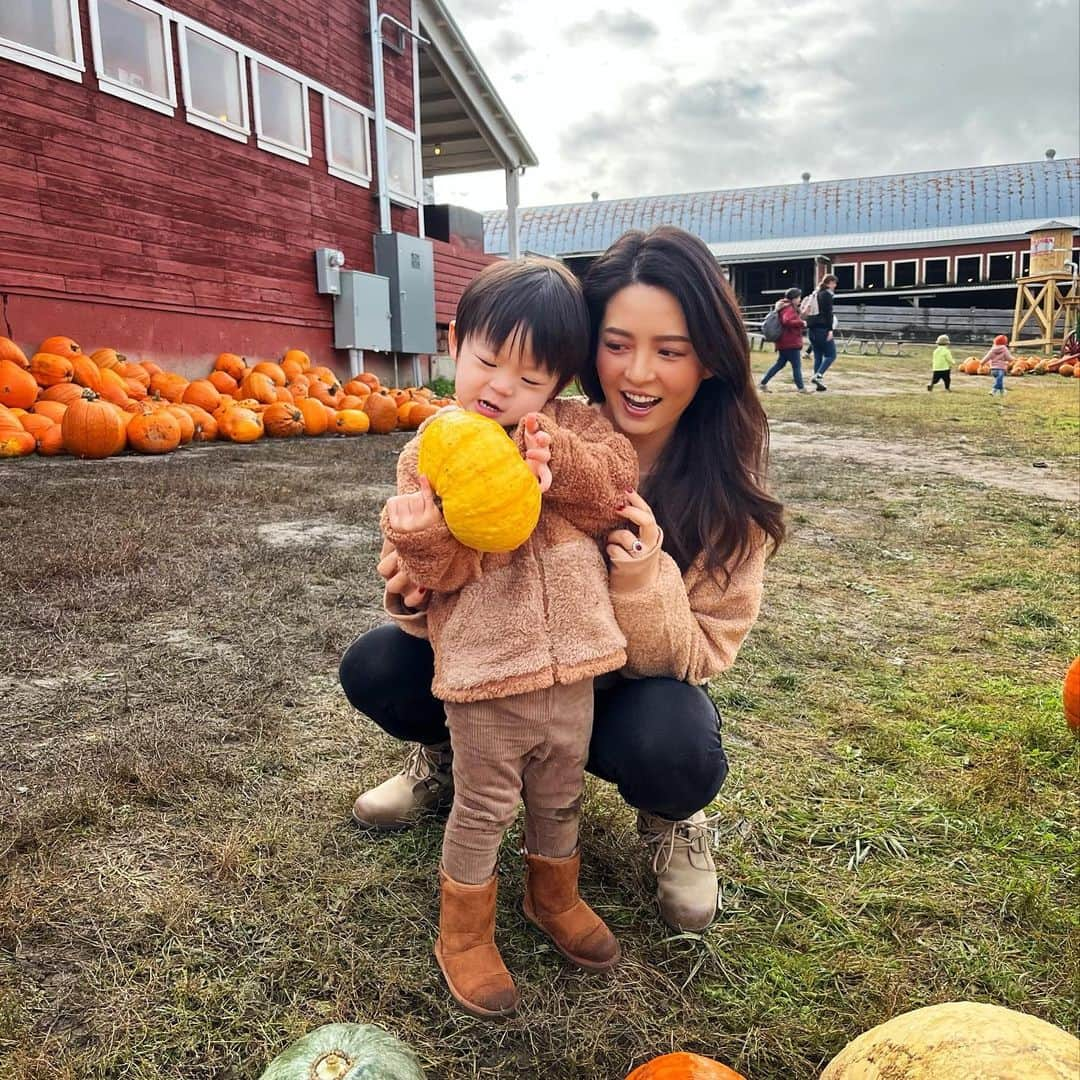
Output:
top-left (434, 868), bottom-right (518, 1018)
top-left (522, 849), bottom-right (620, 971)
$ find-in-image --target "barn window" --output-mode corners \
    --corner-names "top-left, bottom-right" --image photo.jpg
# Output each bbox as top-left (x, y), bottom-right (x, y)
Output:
top-left (385, 121), bottom-right (420, 204)
top-left (923, 257), bottom-right (949, 285)
top-left (252, 60), bottom-right (311, 163)
top-left (892, 260), bottom-right (917, 288)
top-left (325, 94), bottom-right (373, 186)
top-left (955, 255), bottom-right (981, 284)
top-left (0, 0), bottom-right (84, 81)
top-left (1020, 251), bottom-right (1031, 276)
top-left (90, 0), bottom-right (176, 115)
top-left (178, 24), bottom-right (248, 142)
top-left (861, 263), bottom-right (886, 290)
top-left (832, 265), bottom-right (855, 291)
top-left (987, 253), bottom-right (1013, 283)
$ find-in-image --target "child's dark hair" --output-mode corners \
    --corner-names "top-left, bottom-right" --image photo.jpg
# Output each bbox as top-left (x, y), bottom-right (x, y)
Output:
top-left (454, 257), bottom-right (588, 387)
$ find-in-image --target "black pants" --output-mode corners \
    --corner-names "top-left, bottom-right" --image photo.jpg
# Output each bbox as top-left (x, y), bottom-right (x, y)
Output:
top-left (339, 624), bottom-right (728, 821)
top-left (929, 369), bottom-right (951, 389)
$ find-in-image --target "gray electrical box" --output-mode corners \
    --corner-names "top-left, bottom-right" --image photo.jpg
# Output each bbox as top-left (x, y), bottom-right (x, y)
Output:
top-left (373, 232), bottom-right (436, 353)
top-left (333, 271), bottom-right (392, 351)
top-left (314, 247), bottom-right (345, 295)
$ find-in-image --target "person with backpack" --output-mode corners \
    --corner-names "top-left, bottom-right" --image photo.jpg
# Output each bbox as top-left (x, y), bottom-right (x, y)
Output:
top-left (758, 288), bottom-right (811, 392)
top-left (804, 273), bottom-right (838, 390)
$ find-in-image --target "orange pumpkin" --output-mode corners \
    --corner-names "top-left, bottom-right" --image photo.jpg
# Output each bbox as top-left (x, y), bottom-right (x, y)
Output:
top-left (363, 391), bottom-right (398, 433)
top-left (149, 371), bottom-right (189, 403)
top-left (30, 400), bottom-right (67, 424)
top-left (29, 352), bottom-right (75, 388)
top-left (61, 389), bottom-right (127, 458)
top-left (208, 370), bottom-right (239, 395)
top-left (126, 410), bottom-right (182, 454)
top-left (70, 353), bottom-right (103, 393)
top-left (0, 356), bottom-right (40, 408)
top-left (252, 360), bottom-right (287, 386)
top-left (296, 397), bottom-right (329, 436)
top-left (262, 402), bottom-right (305, 437)
top-left (116, 361), bottom-right (150, 388)
top-left (96, 367), bottom-right (132, 406)
top-left (182, 379), bottom-right (222, 413)
top-left (0, 404), bottom-right (23, 431)
top-left (343, 379), bottom-right (373, 400)
top-left (0, 428), bottom-right (36, 457)
top-left (38, 335), bottom-right (82, 358)
top-left (339, 394), bottom-right (368, 411)
top-left (1065, 657), bottom-right (1080, 732)
top-left (333, 409), bottom-right (371, 435)
top-left (175, 403), bottom-right (218, 442)
top-left (214, 352), bottom-right (247, 380)
top-left (240, 371), bottom-right (278, 405)
top-left (220, 406), bottom-right (263, 443)
top-left (42, 383), bottom-right (84, 405)
top-left (19, 413), bottom-right (55, 438)
top-left (124, 378), bottom-right (148, 401)
top-left (36, 423), bottom-right (66, 456)
top-left (90, 347), bottom-right (125, 370)
top-left (624, 1052), bottom-right (747, 1080)
top-left (285, 379), bottom-right (309, 401)
top-left (0, 336), bottom-right (30, 369)
top-left (282, 348), bottom-right (311, 372)
top-left (407, 402), bottom-right (439, 428)
top-left (163, 404), bottom-right (195, 444)
top-left (1061, 363), bottom-right (1075, 377)
top-left (355, 371), bottom-right (381, 391)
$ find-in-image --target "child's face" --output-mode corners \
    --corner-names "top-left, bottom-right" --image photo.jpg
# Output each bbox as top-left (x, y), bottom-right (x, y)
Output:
top-left (450, 324), bottom-right (561, 428)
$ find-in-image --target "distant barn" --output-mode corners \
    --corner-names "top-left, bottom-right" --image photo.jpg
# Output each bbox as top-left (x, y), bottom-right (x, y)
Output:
top-left (483, 158), bottom-right (1080, 311)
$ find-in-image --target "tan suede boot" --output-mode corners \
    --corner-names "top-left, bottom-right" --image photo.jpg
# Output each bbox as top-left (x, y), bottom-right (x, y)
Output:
top-left (522, 849), bottom-right (620, 971)
top-left (351, 741), bottom-right (453, 830)
top-left (638, 810), bottom-right (719, 932)
top-left (434, 868), bottom-right (518, 1018)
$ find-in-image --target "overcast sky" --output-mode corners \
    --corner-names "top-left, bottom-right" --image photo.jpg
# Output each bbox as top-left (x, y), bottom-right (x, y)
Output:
top-left (431, 0), bottom-right (1080, 213)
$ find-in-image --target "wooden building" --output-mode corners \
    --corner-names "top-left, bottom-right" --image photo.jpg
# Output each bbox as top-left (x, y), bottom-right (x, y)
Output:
top-left (0, 0), bottom-right (533, 382)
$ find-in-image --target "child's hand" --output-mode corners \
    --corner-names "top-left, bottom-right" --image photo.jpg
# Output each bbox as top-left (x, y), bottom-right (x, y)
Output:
top-left (385, 475), bottom-right (442, 534)
top-left (522, 413), bottom-right (552, 493)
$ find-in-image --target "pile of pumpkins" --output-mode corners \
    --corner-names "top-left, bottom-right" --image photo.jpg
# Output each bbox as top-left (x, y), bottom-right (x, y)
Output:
top-left (0, 335), bottom-right (452, 459)
top-left (958, 354), bottom-right (1080, 377)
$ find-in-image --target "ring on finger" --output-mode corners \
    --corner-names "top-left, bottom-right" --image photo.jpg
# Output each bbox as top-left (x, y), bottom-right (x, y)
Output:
top-left (631, 540), bottom-right (644, 554)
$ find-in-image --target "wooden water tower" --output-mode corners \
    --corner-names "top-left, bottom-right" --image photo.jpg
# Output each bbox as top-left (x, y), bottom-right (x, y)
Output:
top-left (1010, 221), bottom-right (1079, 352)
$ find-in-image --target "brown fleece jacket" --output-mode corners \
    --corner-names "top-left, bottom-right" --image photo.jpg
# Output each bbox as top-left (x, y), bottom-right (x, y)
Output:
top-left (381, 398), bottom-right (638, 703)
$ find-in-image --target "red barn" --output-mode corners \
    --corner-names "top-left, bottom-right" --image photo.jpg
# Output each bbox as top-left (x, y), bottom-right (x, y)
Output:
top-left (0, 0), bottom-right (534, 384)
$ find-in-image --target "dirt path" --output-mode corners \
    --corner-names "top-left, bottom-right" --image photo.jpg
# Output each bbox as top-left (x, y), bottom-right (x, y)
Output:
top-left (769, 421), bottom-right (1078, 503)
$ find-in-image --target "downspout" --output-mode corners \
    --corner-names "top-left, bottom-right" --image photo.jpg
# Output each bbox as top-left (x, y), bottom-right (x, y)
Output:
top-left (506, 166), bottom-right (522, 259)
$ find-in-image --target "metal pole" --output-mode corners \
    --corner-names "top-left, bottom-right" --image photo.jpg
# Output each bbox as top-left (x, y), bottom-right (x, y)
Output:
top-left (506, 167), bottom-right (521, 259)
top-left (370, 1), bottom-right (391, 235)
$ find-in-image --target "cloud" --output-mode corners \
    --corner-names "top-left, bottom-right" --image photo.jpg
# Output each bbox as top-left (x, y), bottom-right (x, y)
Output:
top-left (448, 0), bottom-right (512, 16)
top-left (488, 27), bottom-right (531, 62)
top-left (565, 10), bottom-right (659, 46)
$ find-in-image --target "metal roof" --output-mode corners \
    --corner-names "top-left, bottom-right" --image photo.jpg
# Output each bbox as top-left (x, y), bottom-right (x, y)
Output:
top-left (418, 0), bottom-right (537, 176)
top-left (482, 159), bottom-right (1080, 258)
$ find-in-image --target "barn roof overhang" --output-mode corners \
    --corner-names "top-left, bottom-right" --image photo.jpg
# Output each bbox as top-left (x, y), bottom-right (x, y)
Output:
top-left (416, 0), bottom-right (537, 178)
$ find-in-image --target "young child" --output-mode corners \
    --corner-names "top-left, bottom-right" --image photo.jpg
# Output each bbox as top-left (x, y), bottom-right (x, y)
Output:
top-left (380, 257), bottom-right (637, 1019)
top-left (928, 334), bottom-right (954, 391)
top-left (983, 333), bottom-right (1013, 396)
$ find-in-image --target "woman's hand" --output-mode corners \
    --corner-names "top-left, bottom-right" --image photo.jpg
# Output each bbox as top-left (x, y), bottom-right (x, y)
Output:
top-left (522, 413), bottom-right (553, 493)
top-left (377, 541), bottom-right (429, 612)
top-left (385, 475), bottom-right (441, 534)
top-left (606, 490), bottom-right (663, 594)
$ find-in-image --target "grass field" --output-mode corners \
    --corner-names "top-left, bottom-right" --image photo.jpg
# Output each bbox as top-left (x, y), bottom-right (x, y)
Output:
top-left (1, 348), bottom-right (1077, 1078)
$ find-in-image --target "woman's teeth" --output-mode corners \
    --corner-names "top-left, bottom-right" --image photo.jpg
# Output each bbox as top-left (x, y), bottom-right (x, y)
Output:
top-left (621, 391), bottom-right (661, 413)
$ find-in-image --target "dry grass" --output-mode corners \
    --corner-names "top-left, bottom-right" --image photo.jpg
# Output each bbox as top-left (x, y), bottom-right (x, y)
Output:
top-left (1, 371), bottom-right (1077, 1078)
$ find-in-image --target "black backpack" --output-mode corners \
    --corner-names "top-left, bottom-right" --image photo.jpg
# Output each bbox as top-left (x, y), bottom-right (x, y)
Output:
top-left (760, 307), bottom-right (784, 342)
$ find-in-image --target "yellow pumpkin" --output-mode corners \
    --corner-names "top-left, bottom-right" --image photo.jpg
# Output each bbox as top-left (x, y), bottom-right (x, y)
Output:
top-left (417, 409), bottom-right (541, 553)
top-left (821, 1001), bottom-right (1079, 1079)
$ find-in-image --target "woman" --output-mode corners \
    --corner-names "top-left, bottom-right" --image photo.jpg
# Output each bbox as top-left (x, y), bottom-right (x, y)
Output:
top-left (340, 226), bottom-right (784, 932)
top-left (758, 287), bottom-right (811, 393)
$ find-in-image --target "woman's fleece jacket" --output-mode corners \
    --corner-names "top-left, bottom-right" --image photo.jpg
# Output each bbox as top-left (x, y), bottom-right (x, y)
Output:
top-left (384, 414), bottom-right (768, 689)
top-left (381, 398), bottom-right (638, 703)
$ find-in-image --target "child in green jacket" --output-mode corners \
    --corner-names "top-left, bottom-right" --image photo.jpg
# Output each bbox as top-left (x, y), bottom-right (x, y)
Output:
top-left (928, 334), bottom-right (953, 391)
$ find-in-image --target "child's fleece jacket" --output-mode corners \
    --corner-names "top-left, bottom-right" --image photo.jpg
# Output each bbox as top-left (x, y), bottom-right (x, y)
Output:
top-left (381, 398), bottom-right (638, 703)
top-left (982, 343), bottom-right (1012, 370)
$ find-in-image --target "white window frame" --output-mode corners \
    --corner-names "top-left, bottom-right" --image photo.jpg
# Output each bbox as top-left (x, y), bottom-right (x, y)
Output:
top-left (323, 90), bottom-right (373, 188)
top-left (88, 0), bottom-right (177, 116)
top-left (251, 55), bottom-right (312, 165)
top-left (891, 259), bottom-right (918, 288)
top-left (0, 0), bottom-right (85, 81)
top-left (860, 261), bottom-right (887, 290)
top-left (922, 255), bottom-right (951, 286)
top-left (177, 21), bottom-right (249, 143)
top-left (385, 118), bottom-right (421, 206)
top-left (954, 253), bottom-right (982, 285)
top-left (831, 263), bottom-right (856, 291)
top-left (986, 251), bottom-right (1014, 282)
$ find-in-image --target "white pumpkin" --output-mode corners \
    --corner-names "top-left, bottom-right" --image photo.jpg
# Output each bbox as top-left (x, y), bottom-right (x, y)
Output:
top-left (259, 1023), bottom-right (425, 1080)
top-left (821, 1001), bottom-right (1079, 1079)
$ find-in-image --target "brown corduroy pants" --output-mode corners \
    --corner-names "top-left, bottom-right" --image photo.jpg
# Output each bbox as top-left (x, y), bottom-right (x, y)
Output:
top-left (442, 680), bottom-right (593, 885)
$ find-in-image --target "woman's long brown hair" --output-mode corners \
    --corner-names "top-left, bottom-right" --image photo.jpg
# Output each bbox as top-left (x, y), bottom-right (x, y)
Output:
top-left (580, 226), bottom-right (785, 577)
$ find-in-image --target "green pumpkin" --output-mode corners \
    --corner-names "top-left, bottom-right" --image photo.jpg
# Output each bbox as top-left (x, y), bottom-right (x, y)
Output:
top-left (259, 1023), bottom-right (426, 1080)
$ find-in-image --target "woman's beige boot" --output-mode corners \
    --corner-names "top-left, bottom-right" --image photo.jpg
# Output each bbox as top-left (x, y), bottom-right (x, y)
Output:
top-left (522, 849), bottom-right (620, 971)
top-left (351, 741), bottom-right (453, 829)
top-left (637, 810), bottom-right (719, 931)
top-left (434, 868), bottom-right (518, 1018)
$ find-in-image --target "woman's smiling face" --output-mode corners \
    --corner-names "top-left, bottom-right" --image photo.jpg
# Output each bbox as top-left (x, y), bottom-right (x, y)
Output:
top-left (596, 282), bottom-right (711, 446)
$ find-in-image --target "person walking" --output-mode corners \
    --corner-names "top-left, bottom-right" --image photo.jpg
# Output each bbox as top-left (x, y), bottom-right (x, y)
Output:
top-left (758, 288), bottom-right (812, 393)
top-left (928, 334), bottom-right (954, 391)
top-left (983, 334), bottom-right (1013, 396)
top-left (806, 273), bottom-right (838, 391)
